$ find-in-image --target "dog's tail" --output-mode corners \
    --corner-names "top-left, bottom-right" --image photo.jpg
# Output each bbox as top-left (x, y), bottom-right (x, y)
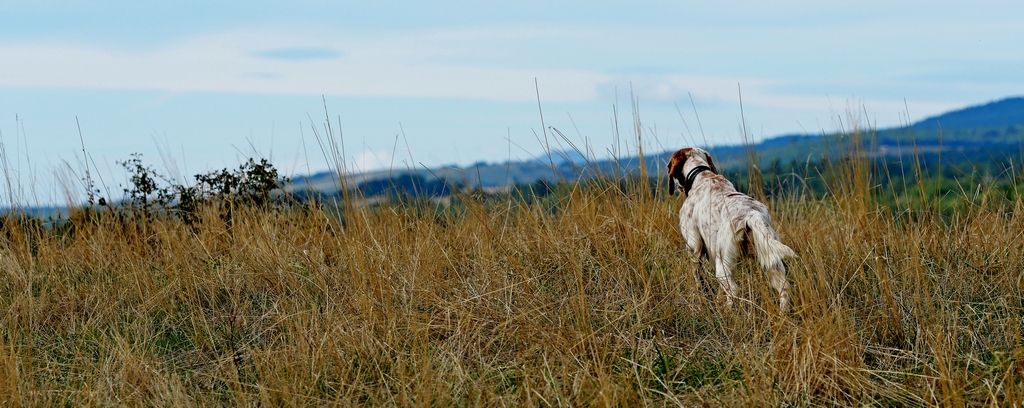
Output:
top-left (745, 214), bottom-right (796, 270)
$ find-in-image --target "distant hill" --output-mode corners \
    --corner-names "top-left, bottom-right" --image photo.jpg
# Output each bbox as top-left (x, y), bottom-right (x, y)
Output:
top-left (911, 97), bottom-right (1024, 131)
top-left (290, 96), bottom-right (1024, 199)
top-left (539, 149), bottom-right (589, 166)
top-left (689, 96), bottom-right (1024, 170)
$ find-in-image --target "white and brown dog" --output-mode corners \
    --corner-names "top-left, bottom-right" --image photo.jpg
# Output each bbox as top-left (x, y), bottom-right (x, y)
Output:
top-left (667, 147), bottom-right (795, 310)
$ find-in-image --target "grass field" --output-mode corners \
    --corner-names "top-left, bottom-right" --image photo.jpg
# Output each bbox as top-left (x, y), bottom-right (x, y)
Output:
top-left (1, 148), bottom-right (1024, 406)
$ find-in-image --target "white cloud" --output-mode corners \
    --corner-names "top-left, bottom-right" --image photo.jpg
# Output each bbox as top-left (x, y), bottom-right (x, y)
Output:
top-left (0, 25), bottom-right (1008, 117)
top-left (0, 27), bottom-right (843, 108)
top-left (0, 29), bottom-right (612, 102)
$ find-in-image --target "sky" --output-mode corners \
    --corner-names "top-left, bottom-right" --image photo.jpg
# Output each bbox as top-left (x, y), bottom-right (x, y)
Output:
top-left (1, 0), bottom-right (1022, 205)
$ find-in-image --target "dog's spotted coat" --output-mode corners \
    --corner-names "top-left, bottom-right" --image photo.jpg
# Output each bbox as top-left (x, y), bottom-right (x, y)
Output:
top-left (668, 147), bottom-right (795, 310)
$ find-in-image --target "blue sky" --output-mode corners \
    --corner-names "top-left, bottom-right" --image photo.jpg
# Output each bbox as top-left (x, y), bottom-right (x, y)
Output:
top-left (1, 0), bottom-right (1022, 205)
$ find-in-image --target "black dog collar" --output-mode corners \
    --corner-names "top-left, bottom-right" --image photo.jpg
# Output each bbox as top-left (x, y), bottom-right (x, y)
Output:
top-left (682, 165), bottom-right (712, 195)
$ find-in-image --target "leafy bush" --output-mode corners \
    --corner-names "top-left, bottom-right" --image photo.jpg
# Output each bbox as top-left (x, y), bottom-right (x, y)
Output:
top-left (115, 154), bottom-right (291, 221)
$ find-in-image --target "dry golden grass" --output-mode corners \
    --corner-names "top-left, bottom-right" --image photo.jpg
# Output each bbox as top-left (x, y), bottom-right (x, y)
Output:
top-left (1, 177), bottom-right (1023, 406)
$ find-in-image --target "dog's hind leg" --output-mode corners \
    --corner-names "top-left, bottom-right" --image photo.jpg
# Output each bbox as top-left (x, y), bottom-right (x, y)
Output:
top-left (714, 257), bottom-right (740, 308)
top-left (691, 259), bottom-right (715, 300)
top-left (686, 239), bottom-right (715, 299)
top-left (744, 215), bottom-right (795, 312)
top-left (767, 263), bottom-right (790, 311)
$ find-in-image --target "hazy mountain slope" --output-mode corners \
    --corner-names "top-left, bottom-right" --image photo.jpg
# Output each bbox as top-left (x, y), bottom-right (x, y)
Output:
top-left (911, 97), bottom-right (1024, 131)
top-left (291, 96), bottom-right (1024, 198)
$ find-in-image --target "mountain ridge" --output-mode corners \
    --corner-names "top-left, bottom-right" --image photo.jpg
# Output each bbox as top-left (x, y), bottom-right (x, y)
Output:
top-left (291, 96), bottom-right (1024, 196)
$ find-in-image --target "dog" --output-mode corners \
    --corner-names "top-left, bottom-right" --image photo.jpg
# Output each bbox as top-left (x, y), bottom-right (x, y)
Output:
top-left (667, 147), bottom-right (795, 310)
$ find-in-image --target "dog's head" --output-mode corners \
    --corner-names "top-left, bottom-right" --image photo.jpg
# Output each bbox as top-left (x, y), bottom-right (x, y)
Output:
top-left (667, 147), bottom-right (717, 196)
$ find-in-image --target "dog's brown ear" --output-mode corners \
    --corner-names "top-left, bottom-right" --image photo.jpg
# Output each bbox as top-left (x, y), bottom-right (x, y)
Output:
top-left (668, 163), bottom-right (678, 195)
top-left (667, 148), bottom-right (690, 195)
